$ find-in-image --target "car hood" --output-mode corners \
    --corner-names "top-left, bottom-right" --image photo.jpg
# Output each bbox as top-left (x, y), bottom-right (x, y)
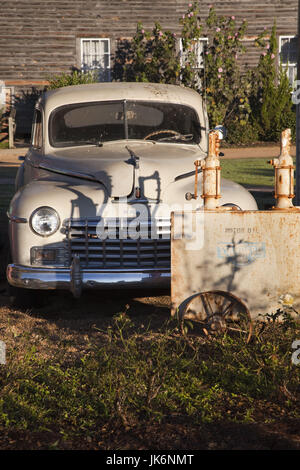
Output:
top-left (40, 141), bottom-right (205, 199)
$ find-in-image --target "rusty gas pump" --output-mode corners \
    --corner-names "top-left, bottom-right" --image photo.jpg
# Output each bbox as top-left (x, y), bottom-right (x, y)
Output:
top-left (200, 130), bottom-right (222, 210)
top-left (186, 130), bottom-right (222, 209)
top-left (269, 128), bottom-right (297, 210)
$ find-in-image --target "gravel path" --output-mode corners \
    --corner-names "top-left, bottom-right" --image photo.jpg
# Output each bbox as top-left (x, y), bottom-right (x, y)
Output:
top-left (221, 145), bottom-right (296, 159)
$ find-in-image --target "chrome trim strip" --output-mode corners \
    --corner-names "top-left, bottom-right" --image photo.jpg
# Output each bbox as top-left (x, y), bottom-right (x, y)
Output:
top-left (7, 212), bottom-right (27, 223)
top-left (38, 163), bottom-right (99, 183)
top-left (7, 264), bottom-right (170, 291)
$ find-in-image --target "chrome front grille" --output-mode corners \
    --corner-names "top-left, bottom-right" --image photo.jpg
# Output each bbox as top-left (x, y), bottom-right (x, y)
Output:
top-left (65, 218), bottom-right (171, 269)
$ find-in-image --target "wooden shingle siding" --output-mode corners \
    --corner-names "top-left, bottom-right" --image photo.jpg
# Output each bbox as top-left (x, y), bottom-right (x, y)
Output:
top-left (0, 0), bottom-right (297, 136)
top-left (0, 1), bottom-right (297, 82)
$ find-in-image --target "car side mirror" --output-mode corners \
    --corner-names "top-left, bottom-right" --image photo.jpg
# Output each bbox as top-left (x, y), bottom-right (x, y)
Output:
top-left (214, 125), bottom-right (227, 140)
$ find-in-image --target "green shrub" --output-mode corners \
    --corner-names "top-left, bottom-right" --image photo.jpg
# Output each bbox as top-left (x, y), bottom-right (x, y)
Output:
top-left (201, 7), bottom-right (250, 129)
top-left (250, 21), bottom-right (296, 142)
top-left (226, 121), bottom-right (260, 146)
top-left (123, 22), bottom-right (181, 85)
top-left (47, 70), bottom-right (98, 90)
top-left (125, 3), bottom-right (296, 145)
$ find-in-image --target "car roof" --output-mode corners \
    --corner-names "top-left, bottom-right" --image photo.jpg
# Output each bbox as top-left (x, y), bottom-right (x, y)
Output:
top-left (40, 82), bottom-right (204, 115)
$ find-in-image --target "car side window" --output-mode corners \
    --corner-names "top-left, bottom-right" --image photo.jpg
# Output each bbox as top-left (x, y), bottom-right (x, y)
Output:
top-left (31, 109), bottom-right (43, 149)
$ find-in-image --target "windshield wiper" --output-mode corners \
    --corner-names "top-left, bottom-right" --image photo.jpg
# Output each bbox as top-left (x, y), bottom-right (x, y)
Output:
top-left (157, 133), bottom-right (194, 142)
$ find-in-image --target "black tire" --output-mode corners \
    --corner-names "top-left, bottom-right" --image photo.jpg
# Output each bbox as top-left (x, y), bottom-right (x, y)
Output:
top-left (8, 284), bottom-right (45, 309)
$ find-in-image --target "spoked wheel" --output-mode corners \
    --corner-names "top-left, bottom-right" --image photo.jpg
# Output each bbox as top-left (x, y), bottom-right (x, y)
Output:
top-left (180, 290), bottom-right (253, 344)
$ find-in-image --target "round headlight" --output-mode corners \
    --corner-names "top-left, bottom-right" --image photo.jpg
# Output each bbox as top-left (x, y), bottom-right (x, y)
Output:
top-left (30, 207), bottom-right (60, 237)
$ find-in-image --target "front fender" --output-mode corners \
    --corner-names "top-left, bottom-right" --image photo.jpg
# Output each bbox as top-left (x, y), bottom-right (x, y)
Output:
top-left (8, 179), bottom-right (108, 222)
top-left (8, 179), bottom-right (108, 266)
top-left (162, 174), bottom-right (258, 211)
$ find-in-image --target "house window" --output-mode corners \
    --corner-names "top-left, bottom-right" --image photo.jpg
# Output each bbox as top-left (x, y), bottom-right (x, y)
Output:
top-left (81, 38), bottom-right (111, 81)
top-left (279, 36), bottom-right (298, 87)
top-left (179, 38), bottom-right (208, 69)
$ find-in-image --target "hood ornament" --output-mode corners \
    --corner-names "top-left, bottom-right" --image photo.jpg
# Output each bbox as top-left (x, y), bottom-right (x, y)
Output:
top-left (125, 146), bottom-right (141, 198)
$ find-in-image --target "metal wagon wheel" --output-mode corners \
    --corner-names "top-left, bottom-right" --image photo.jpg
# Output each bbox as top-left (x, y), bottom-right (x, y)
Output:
top-left (179, 290), bottom-right (253, 344)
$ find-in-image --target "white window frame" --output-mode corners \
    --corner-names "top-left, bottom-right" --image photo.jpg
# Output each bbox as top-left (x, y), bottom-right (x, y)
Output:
top-left (80, 38), bottom-right (111, 81)
top-left (279, 35), bottom-right (297, 88)
top-left (179, 37), bottom-right (208, 69)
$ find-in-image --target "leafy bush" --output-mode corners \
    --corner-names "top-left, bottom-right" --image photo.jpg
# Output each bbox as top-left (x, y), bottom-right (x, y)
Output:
top-left (123, 3), bottom-right (204, 86)
top-left (201, 8), bottom-right (250, 129)
top-left (250, 22), bottom-right (296, 142)
top-left (226, 120), bottom-right (260, 146)
top-left (124, 3), bottom-right (296, 145)
top-left (47, 70), bottom-right (98, 90)
top-left (123, 22), bottom-right (181, 84)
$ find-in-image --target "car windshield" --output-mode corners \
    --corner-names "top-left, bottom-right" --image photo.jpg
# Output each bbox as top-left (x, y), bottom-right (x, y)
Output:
top-left (49, 100), bottom-right (203, 147)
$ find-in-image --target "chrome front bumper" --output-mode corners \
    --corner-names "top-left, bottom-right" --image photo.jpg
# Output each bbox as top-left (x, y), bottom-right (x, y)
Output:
top-left (7, 263), bottom-right (170, 296)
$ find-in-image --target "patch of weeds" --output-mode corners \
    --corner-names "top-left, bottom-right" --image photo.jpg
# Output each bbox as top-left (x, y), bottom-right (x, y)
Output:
top-left (0, 306), bottom-right (300, 445)
top-left (0, 142), bottom-right (9, 149)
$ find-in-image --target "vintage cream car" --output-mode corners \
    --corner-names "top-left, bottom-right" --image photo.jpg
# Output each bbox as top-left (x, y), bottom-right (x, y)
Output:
top-left (6, 82), bottom-right (257, 304)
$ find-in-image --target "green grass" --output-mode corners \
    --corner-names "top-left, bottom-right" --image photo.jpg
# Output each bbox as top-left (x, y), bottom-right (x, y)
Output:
top-left (0, 310), bottom-right (299, 449)
top-left (220, 157), bottom-right (293, 209)
top-left (221, 158), bottom-right (276, 188)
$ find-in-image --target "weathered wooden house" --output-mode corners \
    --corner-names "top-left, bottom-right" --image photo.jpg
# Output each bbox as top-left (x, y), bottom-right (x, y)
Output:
top-left (0, 0), bottom-right (298, 139)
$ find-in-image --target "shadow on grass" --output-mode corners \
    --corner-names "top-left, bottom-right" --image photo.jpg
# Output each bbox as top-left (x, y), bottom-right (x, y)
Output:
top-left (240, 167), bottom-right (274, 178)
top-left (1, 417), bottom-right (300, 450)
top-left (106, 417), bottom-right (300, 451)
top-left (0, 281), bottom-right (172, 334)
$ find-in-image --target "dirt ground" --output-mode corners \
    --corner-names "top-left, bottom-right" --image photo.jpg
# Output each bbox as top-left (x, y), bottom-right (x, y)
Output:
top-left (0, 283), bottom-right (300, 451)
